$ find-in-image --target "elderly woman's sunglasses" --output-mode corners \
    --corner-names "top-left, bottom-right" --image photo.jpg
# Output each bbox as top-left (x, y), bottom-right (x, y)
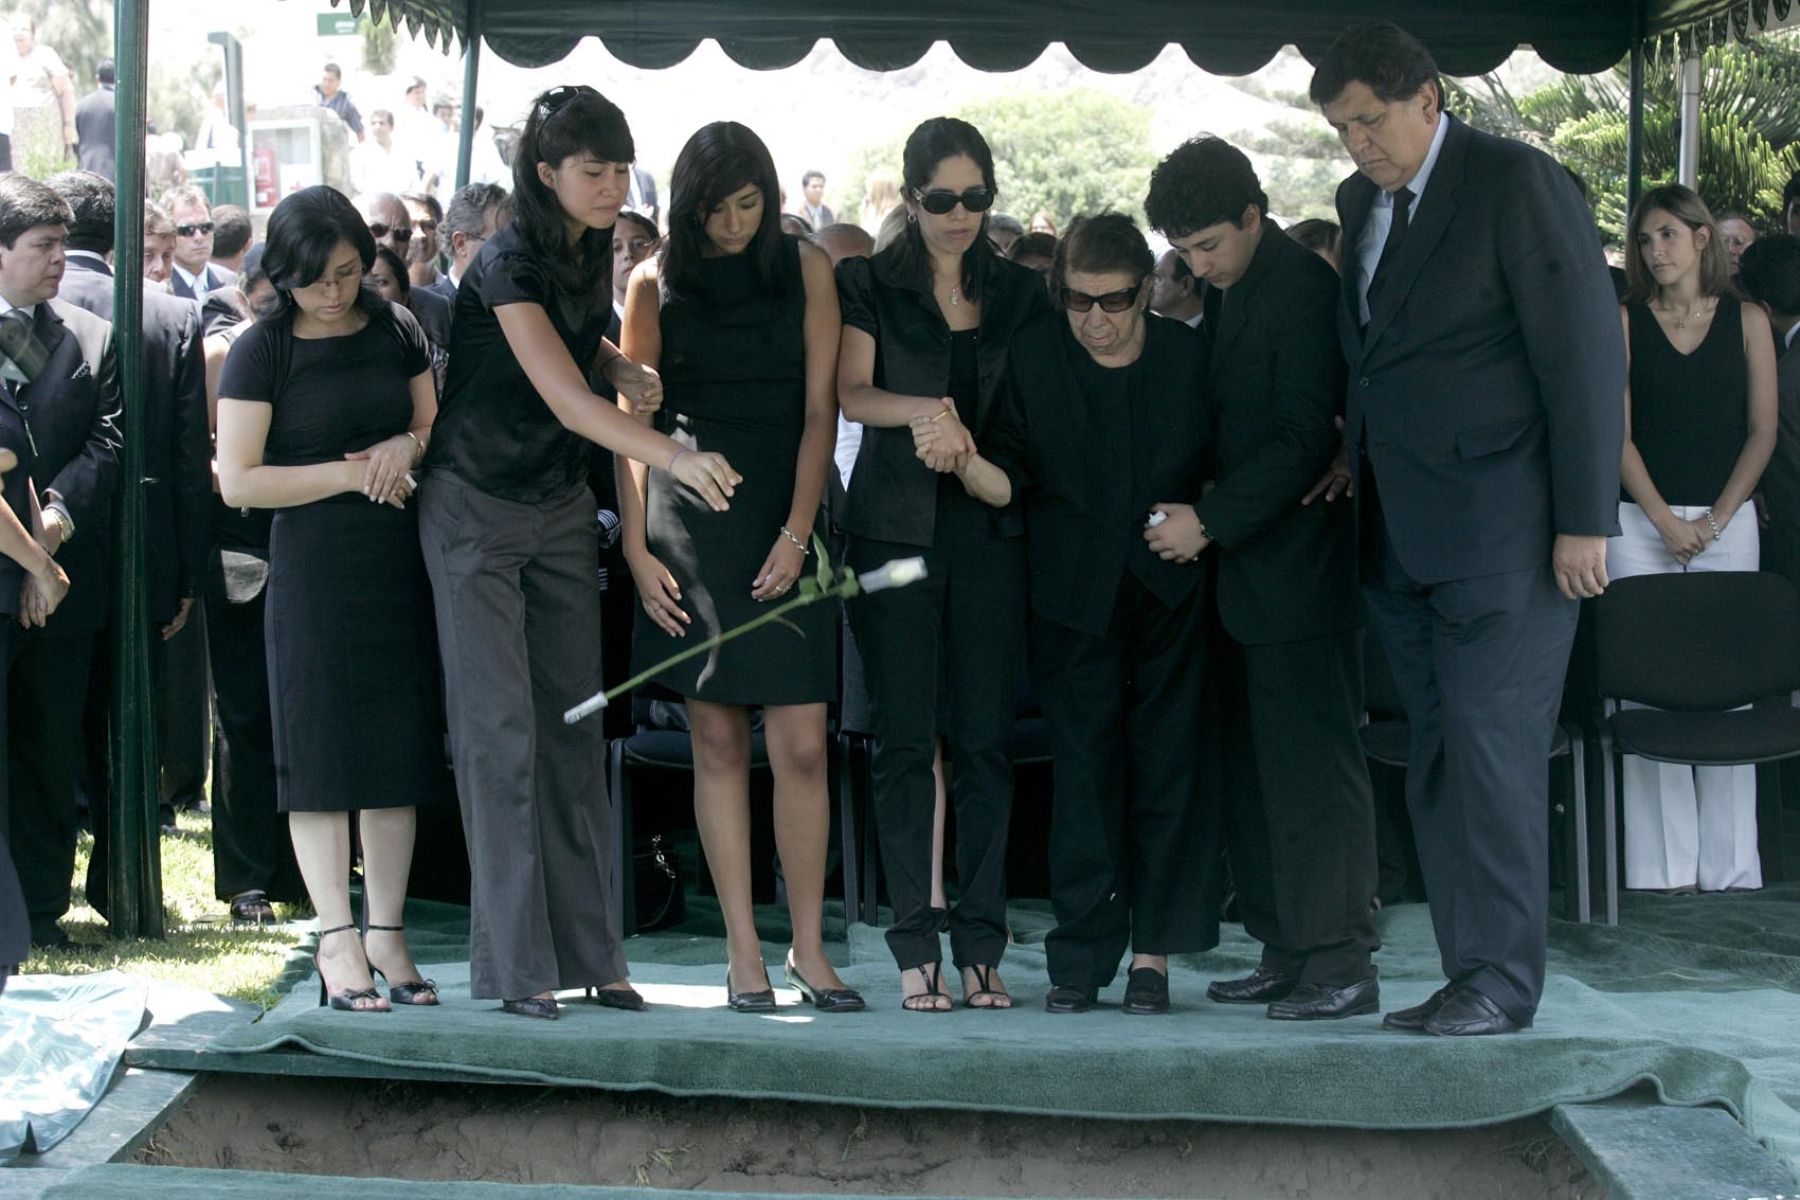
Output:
top-left (912, 187), bottom-right (995, 216)
top-left (1061, 283), bottom-right (1143, 313)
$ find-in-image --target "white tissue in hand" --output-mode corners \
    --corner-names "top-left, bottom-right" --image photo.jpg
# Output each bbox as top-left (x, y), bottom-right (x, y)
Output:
top-left (1145, 511), bottom-right (1168, 528)
top-left (858, 557), bottom-right (928, 593)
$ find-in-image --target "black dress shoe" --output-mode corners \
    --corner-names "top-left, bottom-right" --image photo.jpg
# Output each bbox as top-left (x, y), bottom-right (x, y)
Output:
top-left (1044, 984), bottom-right (1099, 1013)
top-left (1423, 988), bottom-right (1523, 1037)
top-left (1267, 972), bottom-right (1380, 1021)
top-left (1121, 967), bottom-right (1170, 1015)
top-left (785, 959), bottom-right (866, 1013)
top-left (585, 985), bottom-right (646, 1012)
top-left (1207, 965), bottom-right (1300, 1005)
top-left (1382, 984), bottom-right (1456, 1032)
top-left (501, 996), bottom-right (560, 1020)
top-left (726, 969), bottom-right (778, 1013)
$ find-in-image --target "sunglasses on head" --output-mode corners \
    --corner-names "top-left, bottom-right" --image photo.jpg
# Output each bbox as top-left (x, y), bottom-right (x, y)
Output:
top-left (536, 84), bottom-right (597, 124)
top-left (912, 187), bottom-right (995, 216)
top-left (1061, 282), bottom-right (1143, 314)
top-left (175, 222), bottom-right (214, 238)
top-left (367, 222), bottom-right (413, 243)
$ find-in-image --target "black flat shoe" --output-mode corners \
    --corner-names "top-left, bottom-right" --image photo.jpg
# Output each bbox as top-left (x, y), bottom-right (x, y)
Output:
top-left (726, 967), bottom-right (777, 1013)
top-left (1382, 984), bottom-right (1456, 1032)
top-left (1423, 988), bottom-right (1524, 1037)
top-left (1267, 973), bottom-right (1380, 1021)
top-left (1207, 965), bottom-right (1300, 1005)
top-left (962, 964), bottom-right (1012, 1010)
top-left (586, 985), bottom-right (647, 1011)
top-left (1045, 984), bottom-right (1099, 1014)
top-left (1122, 967), bottom-right (1170, 1015)
top-left (315, 924), bottom-right (388, 1013)
top-left (363, 923), bottom-right (439, 1006)
top-left (501, 996), bottom-right (560, 1020)
top-left (785, 957), bottom-right (865, 1013)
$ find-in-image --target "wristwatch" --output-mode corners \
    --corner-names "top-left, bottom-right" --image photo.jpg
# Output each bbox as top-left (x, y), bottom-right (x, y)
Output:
top-left (45, 500), bottom-right (73, 544)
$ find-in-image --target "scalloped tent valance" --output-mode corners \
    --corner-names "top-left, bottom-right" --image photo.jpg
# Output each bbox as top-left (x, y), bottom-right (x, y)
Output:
top-left (328, 0), bottom-right (1666, 76)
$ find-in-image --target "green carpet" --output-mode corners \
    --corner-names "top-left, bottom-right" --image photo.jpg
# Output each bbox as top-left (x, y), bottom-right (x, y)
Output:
top-left (199, 887), bottom-right (1800, 1178)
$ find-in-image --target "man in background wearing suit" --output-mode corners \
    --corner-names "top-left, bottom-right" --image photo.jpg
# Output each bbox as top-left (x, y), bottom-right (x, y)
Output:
top-left (161, 185), bottom-right (236, 302)
top-left (48, 171), bottom-right (212, 919)
top-left (1737, 234), bottom-right (1800, 592)
top-left (1312, 22), bottom-right (1624, 1036)
top-left (0, 175), bottom-right (121, 949)
top-left (73, 59), bottom-right (116, 183)
top-left (1145, 136), bottom-right (1380, 1021)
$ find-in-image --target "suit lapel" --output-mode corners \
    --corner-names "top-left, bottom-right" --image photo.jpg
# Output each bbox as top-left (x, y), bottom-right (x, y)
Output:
top-left (1361, 116), bottom-right (1469, 351)
top-left (21, 302), bottom-right (71, 402)
top-left (1209, 225), bottom-right (1285, 376)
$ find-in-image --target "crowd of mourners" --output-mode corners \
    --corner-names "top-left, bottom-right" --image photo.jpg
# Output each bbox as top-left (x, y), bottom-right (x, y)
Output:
top-left (0, 20), bottom-right (1792, 1038)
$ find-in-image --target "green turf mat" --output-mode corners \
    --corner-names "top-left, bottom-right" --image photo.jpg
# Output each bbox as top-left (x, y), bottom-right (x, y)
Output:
top-left (35, 1163), bottom-right (927, 1199)
top-left (198, 887), bottom-right (1800, 1180)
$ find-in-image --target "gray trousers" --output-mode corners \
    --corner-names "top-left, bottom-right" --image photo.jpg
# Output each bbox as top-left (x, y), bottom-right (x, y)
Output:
top-left (419, 471), bottom-right (625, 1000)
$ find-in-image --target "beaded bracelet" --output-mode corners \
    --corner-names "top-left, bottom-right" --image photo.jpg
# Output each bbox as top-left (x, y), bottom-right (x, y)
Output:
top-left (779, 525), bottom-right (810, 555)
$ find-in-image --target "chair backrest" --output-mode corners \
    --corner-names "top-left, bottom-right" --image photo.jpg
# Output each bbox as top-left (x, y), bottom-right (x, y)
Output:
top-left (1595, 571), bottom-right (1800, 711)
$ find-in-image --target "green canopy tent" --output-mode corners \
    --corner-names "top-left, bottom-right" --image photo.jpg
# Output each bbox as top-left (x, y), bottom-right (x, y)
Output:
top-left (91, 0), bottom-right (1761, 935)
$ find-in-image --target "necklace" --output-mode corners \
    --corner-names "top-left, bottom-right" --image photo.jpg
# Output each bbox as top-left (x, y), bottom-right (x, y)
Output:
top-left (1660, 296), bottom-right (1710, 331)
top-left (947, 287), bottom-right (961, 307)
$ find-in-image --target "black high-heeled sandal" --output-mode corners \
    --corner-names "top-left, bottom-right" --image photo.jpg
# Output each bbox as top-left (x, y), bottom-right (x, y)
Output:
top-left (900, 962), bottom-right (952, 1013)
top-left (315, 924), bottom-right (387, 1012)
top-left (784, 953), bottom-right (865, 1013)
top-left (361, 923), bottom-right (439, 1006)
top-left (962, 964), bottom-right (1012, 1010)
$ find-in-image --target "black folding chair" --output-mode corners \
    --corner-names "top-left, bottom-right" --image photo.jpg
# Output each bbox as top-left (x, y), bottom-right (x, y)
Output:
top-left (1359, 632), bottom-right (1593, 922)
top-left (1594, 571), bottom-right (1800, 925)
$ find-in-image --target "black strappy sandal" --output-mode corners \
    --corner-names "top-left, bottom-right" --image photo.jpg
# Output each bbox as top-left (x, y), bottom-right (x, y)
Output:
top-left (229, 890), bottom-right (275, 926)
top-left (315, 924), bottom-right (387, 1012)
top-left (963, 964), bottom-right (1012, 1010)
top-left (361, 923), bottom-right (439, 1006)
top-left (900, 962), bottom-right (952, 1013)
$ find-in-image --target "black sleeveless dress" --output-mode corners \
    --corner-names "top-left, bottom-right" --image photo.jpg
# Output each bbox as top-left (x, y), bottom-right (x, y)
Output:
top-left (631, 236), bottom-right (836, 705)
top-left (1624, 298), bottom-right (1747, 507)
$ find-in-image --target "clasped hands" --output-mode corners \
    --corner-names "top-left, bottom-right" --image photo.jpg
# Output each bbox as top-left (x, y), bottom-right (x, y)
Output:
top-left (1, 448), bottom-right (70, 627)
top-left (909, 398), bottom-right (976, 474)
top-left (345, 434), bottom-right (418, 508)
top-left (1144, 503), bottom-right (1210, 563)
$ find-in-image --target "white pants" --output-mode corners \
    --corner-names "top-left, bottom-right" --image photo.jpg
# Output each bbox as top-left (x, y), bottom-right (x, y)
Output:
top-left (1606, 503), bottom-right (1763, 891)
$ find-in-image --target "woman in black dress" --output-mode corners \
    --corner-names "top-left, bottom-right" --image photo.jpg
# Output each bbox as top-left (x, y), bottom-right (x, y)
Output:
top-left (618, 121), bottom-right (858, 1013)
top-left (217, 186), bottom-right (443, 1013)
top-left (419, 86), bottom-right (739, 1021)
top-left (835, 118), bottom-right (1052, 1011)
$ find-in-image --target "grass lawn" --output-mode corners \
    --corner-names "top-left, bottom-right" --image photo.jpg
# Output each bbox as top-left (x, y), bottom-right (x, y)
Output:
top-left (22, 811), bottom-right (307, 1009)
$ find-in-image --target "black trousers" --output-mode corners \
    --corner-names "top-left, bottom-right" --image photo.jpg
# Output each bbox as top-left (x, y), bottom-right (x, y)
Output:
top-left (1217, 625), bottom-right (1380, 985)
top-left (845, 490), bottom-right (1024, 971)
top-left (7, 629), bottom-right (93, 942)
top-left (0, 620), bottom-right (26, 974)
top-left (1033, 572), bottom-right (1217, 990)
top-left (1362, 512), bottom-right (1575, 1026)
top-left (156, 600), bottom-right (211, 809)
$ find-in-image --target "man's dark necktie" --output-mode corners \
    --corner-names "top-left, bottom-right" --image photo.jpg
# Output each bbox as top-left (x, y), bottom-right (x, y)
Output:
top-left (1363, 185), bottom-right (1415, 318)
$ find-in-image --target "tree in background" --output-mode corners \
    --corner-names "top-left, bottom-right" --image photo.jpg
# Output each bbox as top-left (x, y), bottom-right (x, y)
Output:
top-left (844, 87), bottom-right (1158, 230)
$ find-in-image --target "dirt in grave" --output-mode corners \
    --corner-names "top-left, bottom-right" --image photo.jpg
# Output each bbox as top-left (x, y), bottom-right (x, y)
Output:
top-left (137, 1075), bottom-right (1602, 1198)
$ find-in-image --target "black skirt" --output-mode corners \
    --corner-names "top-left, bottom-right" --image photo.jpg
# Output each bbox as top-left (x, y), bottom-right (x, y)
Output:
top-left (266, 497), bottom-right (447, 812)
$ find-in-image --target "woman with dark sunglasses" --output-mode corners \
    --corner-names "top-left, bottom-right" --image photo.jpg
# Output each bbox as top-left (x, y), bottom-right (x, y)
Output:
top-left (419, 85), bottom-right (740, 1021)
top-left (959, 213), bottom-right (1217, 1015)
top-left (835, 116), bottom-right (1050, 1012)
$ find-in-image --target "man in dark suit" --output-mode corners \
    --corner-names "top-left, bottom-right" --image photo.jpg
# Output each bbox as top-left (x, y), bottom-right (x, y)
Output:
top-left (0, 175), bottom-right (122, 949)
top-left (1145, 136), bottom-right (1380, 1020)
top-left (160, 185), bottom-right (237, 302)
top-left (1311, 23), bottom-right (1624, 1036)
top-left (48, 171), bottom-right (211, 915)
top-left (73, 59), bottom-right (117, 182)
top-left (1737, 235), bottom-right (1800, 592)
top-left (359, 191), bottom-right (450, 348)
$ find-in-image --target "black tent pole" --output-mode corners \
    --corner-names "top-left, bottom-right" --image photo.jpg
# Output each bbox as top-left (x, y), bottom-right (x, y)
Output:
top-left (1627, 0), bottom-right (1647, 213)
top-left (455, 0), bottom-right (482, 191)
top-left (108, 0), bottom-right (164, 938)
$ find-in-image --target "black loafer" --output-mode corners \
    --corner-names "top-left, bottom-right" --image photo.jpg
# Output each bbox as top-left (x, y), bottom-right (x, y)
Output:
top-left (501, 996), bottom-right (560, 1020)
top-left (1207, 965), bottom-right (1300, 1005)
top-left (586, 985), bottom-right (646, 1012)
top-left (1045, 984), bottom-right (1099, 1014)
top-left (726, 970), bottom-right (778, 1013)
top-left (1266, 973), bottom-right (1380, 1021)
top-left (1382, 984), bottom-right (1456, 1032)
top-left (1423, 988), bottom-right (1523, 1037)
top-left (1121, 967), bottom-right (1170, 1015)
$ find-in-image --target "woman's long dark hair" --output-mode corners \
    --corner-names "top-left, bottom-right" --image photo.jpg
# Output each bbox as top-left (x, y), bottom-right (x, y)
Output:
top-left (511, 85), bottom-right (635, 297)
top-left (886, 116), bottom-right (999, 302)
top-left (260, 185), bottom-right (386, 325)
top-left (660, 121), bottom-right (788, 304)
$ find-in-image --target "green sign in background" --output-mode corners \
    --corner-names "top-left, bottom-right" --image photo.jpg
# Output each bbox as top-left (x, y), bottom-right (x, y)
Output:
top-left (317, 12), bottom-right (358, 36)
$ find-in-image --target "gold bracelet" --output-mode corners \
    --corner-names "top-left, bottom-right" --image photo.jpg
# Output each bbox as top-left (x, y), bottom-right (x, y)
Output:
top-left (404, 431), bottom-right (424, 467)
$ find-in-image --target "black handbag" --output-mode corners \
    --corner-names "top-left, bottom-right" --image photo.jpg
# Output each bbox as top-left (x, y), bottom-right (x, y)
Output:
top-left (631, 834), bottom-right (684, 932)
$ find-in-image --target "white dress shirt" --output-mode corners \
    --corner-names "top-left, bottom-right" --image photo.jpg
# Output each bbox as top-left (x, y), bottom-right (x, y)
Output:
top-left (1354, 114), bottom-right (1450, 326)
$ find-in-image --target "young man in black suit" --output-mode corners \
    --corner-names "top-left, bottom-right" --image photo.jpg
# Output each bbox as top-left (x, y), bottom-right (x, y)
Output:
top-left (1312, 23), bottom-right (1624, 1036)
top-left (47, 170), bottom-right (213, 919)
top-left (0, 174), bottom-right (122, 949)
top-left (1145, 137), bottom-right (1380, 1021)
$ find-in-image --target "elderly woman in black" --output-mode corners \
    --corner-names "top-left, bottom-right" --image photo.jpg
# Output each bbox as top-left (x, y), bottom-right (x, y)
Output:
top-left (960, 214), bottom-right (1216, 1014)
top-left (835, 117), bottom-right (1050, 1012)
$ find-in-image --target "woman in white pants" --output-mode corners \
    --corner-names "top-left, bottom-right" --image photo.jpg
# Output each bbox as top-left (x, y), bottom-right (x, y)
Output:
top-left (1612, 184), bottom-right (1777, 893)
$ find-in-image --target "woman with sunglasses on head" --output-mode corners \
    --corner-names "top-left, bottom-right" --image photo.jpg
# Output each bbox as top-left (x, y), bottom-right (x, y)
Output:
top-left (216, 185), bottom-right (446, 1013)
top-left (958, 214), bottom-right (1215, 1014)
top-left (419, 85), bottom-right (739, 1021)
top-left (617, 121), bottom-right (858, 1014)
top-left (835, 116), bottom-right (1051, 1012)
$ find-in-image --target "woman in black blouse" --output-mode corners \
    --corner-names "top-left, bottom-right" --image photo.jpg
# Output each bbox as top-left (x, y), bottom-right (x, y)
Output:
top-left (835, 117), bottom-right (1051, 1011)
top-left (217, 186), bottom-right (444, 1013)
top-left (419, 86), bottom-right (738, 1021)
